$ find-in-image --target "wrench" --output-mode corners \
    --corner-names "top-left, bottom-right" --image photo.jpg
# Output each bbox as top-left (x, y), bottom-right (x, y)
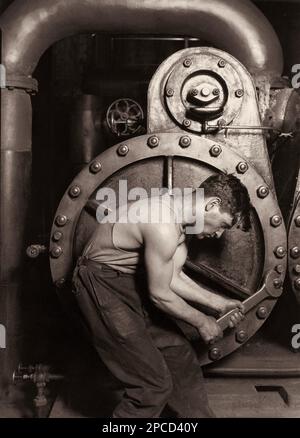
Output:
top-left (217, 270), bottom-right (283, 331)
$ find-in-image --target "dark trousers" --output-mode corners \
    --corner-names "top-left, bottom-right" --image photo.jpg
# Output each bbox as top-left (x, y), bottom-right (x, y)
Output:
top-left (72, 256), bottom-right (214, 418)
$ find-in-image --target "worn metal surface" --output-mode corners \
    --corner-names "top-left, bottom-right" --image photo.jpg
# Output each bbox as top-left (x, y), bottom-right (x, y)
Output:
top-left (49, 133), bottom-right (286, 365)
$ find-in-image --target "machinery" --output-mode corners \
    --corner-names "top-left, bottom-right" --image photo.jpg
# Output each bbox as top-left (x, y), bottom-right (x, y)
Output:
top-left (0, 0), bottom-right (300, 417)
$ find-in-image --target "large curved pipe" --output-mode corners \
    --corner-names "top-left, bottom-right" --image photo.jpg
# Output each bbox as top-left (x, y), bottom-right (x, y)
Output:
top-left (0, 0), bottom-right (283, 77)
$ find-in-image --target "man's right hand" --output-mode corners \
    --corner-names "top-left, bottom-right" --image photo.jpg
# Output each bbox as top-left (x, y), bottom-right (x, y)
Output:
top-left (197, 315), bottom-right (223, 344)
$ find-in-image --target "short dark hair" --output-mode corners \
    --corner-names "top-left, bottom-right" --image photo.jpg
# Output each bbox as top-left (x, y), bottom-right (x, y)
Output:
top-left (200, 173), bottom-right (251, 231)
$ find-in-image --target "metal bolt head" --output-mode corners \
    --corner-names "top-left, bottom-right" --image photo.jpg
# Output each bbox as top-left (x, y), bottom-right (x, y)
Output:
top-left (293, 264), bottom-right (300, 274)
top-left (209, 347), bottom-right (222, 361)
top-left (51, 246), bottom-right (63, 259)
top-left (166, 87), bottom-right (174, 97)
top-left (236, 330), bottom-right (247, 343)
top-left (273, 278), bottom-right (283, 289)
top-left (270, 215), bottom-right (282, 227)
top-left (201, 87), bottom-right (210, 97)
top-left (55, 215), bottom-right (67, 227)
top-left (257, 185), bottom-right (269, 199)
top-left (69, 185), bottom-right (81, 198)
top-left (183, 58), bottom-right (192, 68)
top-left (295, 215), bottom-right (300, 227)
top-left (236, 162), bottom-right (248, 174)
top-left (89, 161), bottom-right (102, 174)
top-left (55, 278), bottom-right (66, 289)
top-left (257, 306), bottom-right (268, 319)
top-left (179, 136), bottom-right (191, 148)
top-left (218, 59), bottom-right (226, 68)
top-left (213, 88), bottom-right (220, 96)
top-left (291, 246), bottom-right (300, 259)
top-left (274, 246), bottom-right (286, 259)
top-left (235, 89), bottom-right (244, 98)
top-left (294, 278), bottom-right (300, 290)
top-left (117, 144), bottom-right (129, 156)
top-left (210, 145), bottom-right (222, 157)
top-left (190, 88), bottom-right (198, 97)
top-left (217, 118), bottom-right (226, 128)
top-left (182, 118), bottom-right (191, 128)
top-left (147, 136), bottom-right (159, 148)
top-left (52, 231), bottom-right (63, 242)
top-left (275, 264), bottom-right (284, 274)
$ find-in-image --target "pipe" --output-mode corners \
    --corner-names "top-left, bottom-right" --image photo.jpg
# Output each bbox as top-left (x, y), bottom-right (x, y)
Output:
top-left (0, 0), bottom-right (283, 394)
top-left (0, 0), bottom-right (283, 77)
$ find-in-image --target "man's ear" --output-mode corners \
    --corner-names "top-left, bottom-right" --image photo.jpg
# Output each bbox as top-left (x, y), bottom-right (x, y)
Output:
top-left (205, 197), bottom-right (221, 211)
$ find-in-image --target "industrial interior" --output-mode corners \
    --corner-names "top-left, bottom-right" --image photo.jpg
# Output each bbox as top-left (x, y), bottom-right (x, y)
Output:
top-left (1, 0), bottom-right (300, 417)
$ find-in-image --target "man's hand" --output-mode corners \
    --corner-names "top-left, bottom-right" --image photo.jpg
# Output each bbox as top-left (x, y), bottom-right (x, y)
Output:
top-left (217, 297), bottom-right (245, 328)
top-left (197, 315), bottom-right (223, 344)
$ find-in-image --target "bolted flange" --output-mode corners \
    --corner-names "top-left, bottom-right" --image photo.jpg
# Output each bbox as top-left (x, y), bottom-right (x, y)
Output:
top-left (294, 264), bottom-right (300, 274)
top-left (117, 144), bottom-right (129, 156)
top-left (68, 185), bottom-right (81, 198)
top-left (51, 246), bottom-right (63, 259)
top-left (294, 278), bottom-right (300, 290)
top-left (55, 215), bottom-right (68, 227)
top-left (147, 136), bottom-right (160, 148)
top-left (236, 162), bottom-right (248, 174)
top-left (209, 347), bottom-right (222, 361)
top-left (210, 145), bottom-right (222, 157)
top-left (52, 231), bottom-right (63, 242)
top-left (270, 215), bottom-right (282, 227)
top-left (290, 246), bottom-right (300, 259)
top-left (257, 306), bottom-right (268, 319)
top-left (236, 330), bottom-right (247, 343)
top-left (183, 58), bottom-right (192, 68)
top-left (274, 246), bottom-right (286, 258)
top-left (235, 89), bottom-right (244, 98)
top-left (179, 136), bottom-right (191, 148)
top-left (218, 59), bottom-right (226, 68)
top-left (166, 87), bottom-right (174, 97)
top-left (257, 185), bottom-right (269, 199)
top-left (295, 215), bottom-right (300, 227)
top-left (89, 161), bottom-right (102, 174)
top-left (182, 118), bottom-right (191, 128)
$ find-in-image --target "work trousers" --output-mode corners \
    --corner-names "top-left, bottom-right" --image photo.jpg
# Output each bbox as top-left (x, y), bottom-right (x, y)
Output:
top-left (72, 256), bottom-right (214, 418)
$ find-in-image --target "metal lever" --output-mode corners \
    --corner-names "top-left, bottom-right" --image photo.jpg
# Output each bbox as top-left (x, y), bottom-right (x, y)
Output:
top-left (217, 271), bottom-right (283, 331)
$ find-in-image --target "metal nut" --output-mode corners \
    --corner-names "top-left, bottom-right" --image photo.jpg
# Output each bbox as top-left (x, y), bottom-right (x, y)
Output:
top-left (190, 88), bottom-right (198, 97)
top-left (89, 161), bottom-right (102, 174)
top-left (294, 278), bottom-right (300, 290)
top-left (235, 89), bottom-right (244, 98)
top-left (147, 136), bottom-right (159, 148)
top-left (270, 215), bottom-right (282, 227)
top-left (210, 145), bottom-right (222, 157)
top-left (275, 264), bottom-right (284, 274)
top-left (273, 278), bottom-right (283, 289)
top-left (294, 215), bottom-right (300, 227)
top-left (52, 231), bottom-right (63, 242)
top-left (274, 246), bottom-right (286, 259)
top-left (55, 215), bottom-right (67, 227)
top-left (51, 246), bottom-right (63, 259)
top-left (293, 264), bottom-right (300, 274)
top-left (69, 185), bottom-right (81, 198)
top-left (236, 330), bottom-right (247, 343)
top-left (166, 88), bottom-right (174, 97)
top-left (290, 246), bottom-right (300, 259)
top-left (183, 58), bottom-right (192, 68)
top-left (209, 347), bottom-right (222, 361)
top-left (236, 162), bottom-right (248, 174)
top-left (218, 59), bottom-right (226, 68)
top-left (117, 144), bottom-right (129, 156)
top-left (213, 88), bottom-right (220, 96)
top-left (257, 306), bottom-right (268, 319)
top-left (257, 185), bottom-right (269, 199)
top-left (179, 136), bottom-right (191, 148)
top-left (182, 118), bottom-right (191, 128)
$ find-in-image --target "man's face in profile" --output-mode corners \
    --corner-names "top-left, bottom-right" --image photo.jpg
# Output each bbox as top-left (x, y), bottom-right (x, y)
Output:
top-left (196, 197), bottom-right (235, 240)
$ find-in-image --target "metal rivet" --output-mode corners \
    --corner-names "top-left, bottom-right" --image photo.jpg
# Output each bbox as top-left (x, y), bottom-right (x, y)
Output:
top-left (293, 264), bottom-right (300, 274)
top-left (257, 185), bottom-right (269, 199)
top-left (235, 89), bottom-right (244, 98)
top-left (270, 215), bottom-right (282, 227)
top-left (210, 145), bottom-right (222, 157)
top-left (257, 306), bottom-right (268, 319)
top-left (179, 136), bottom-right (191, 148)
top-left (275, 264), bottom-right (284, 274)
top-left (117, 144), bottom-right (129, 156)
top-left (290, 246), bottom-right (300, 259)
top-left (51, 246), bottom-right (63, 259)
top-left (89, 161), bottom-right (102, 173)
top-left (209, 347), bottom-right (222, 361)
top-left (183, 58), bottom-right (192, 68)
top-left (55, 215), bottom-right (67, 227)
top-left (55, 278), bottom-right (66, 288)
top-left (166, 87), bottom-right (174, 97)
top-left (236, 330), bottom-right (247, 343)
top-left (147, 136), bottom-right (159, 148)
top-left (213, 88), bottom-right (220, 96)
top-left (294, 278), bottom-right (300, 290)
top-left (218, 59), bottom-right (226, 68)
top-left (52, 231), bottom-right (63, 242)
top-left (182, 118), bottom-right (191, 128)
top-left (273, 278), bottom-right (283, 289)
top-left (274, 246), bottom-right (286, 259)
top-left (236, 162), bottom-right (248, 174)
top-left (295, 216), bottom-right (300, 227)
top-left (69, 185), bottom-right (81, 198)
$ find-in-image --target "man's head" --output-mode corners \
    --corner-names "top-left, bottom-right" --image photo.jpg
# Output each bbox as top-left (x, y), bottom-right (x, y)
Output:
top-left (196, 173), bottom-right (251, 240)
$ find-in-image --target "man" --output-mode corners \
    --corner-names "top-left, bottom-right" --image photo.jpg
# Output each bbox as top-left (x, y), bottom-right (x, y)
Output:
top-left (72, 173), bottom-right (251, 418)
